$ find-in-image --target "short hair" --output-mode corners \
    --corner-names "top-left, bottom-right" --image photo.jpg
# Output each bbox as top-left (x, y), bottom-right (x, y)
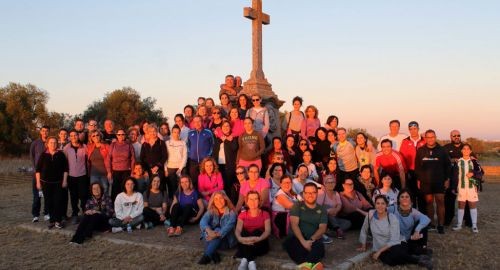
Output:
top-left (244, 117), bottom-right (254, 124)
top-left (225, 74), bottom-right (234, 79)
top-left (174, 113), bottom-right (185, 121)
top-left (337, 127), bottom-right (347, 133)
top-left (425, 129), bottom-right (436, 136)
top-left (303, 182), bottom-right (318, 191)
top-left (68, 129), bottom-right (78, 135)
top-left (89, 182), bottom-right (104, 196)
top-left (380, 138), bottom-right (393, 147)
top-left (74, 118), bottom-right (84, 124)
top-left (389, 120), bottom-right (400, 126)
top-left (292, 96), bottom-right (303, 105)
top-left (58, 128), bottom-right (68, 133)
top-left (297, 164), bottom-right (309, 174)
top-left (359, 164), bottom-right (372, 174)
top-left (197, 97), bottom-right (206, 101)
top-left (269, 163), bottom-right (286, 176)
top-left (171, 124), bottom-right (181, 133)
top-left (397, 188), bottom-right (412, 205)
top-left (374, 194), bottom-right (389, 205)
top-left (326, 115), bottom-right (339, 125)
top-left (41, 125), bottom-right (50, 131)
top-left (184, 104), bottom-right (195, 112)
top-left (248, 163), bottom-right (260, 173)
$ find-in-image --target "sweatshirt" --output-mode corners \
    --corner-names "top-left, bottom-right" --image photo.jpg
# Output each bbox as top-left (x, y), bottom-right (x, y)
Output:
top-left (359, 211), bottom-right (401, 251)
top-left (237, 130), bottom-right (265, 162)
top-left (165, 139), bottom-right (188, 169)
top-left (114, 192), bottom-right (144, 220)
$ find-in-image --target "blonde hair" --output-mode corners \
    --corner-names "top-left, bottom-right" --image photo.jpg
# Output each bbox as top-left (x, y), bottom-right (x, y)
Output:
top-left (305, 105), bottom-right (319, 119)
top-left (206, 190), bottom-right (234, 215)
top-left (199, 157), bottom-right (219, 175)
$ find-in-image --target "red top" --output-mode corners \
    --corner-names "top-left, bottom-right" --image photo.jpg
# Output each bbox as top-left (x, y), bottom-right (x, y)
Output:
top-left (375, 150), bottom-right (407, 176)
top-left (399, 136), bottom-right (426, 170)
top-left (238, 210), bottom-right (270, 233)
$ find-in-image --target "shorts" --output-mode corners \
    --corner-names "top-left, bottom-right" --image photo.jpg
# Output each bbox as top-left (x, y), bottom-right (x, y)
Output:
top-left (420, 180), bottom-right (445, 195)
top-left (457, 187), bottom-right (479, 202)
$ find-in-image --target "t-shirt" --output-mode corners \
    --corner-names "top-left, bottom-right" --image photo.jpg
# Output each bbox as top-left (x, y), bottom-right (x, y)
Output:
top-left (238, 210), bottom-right (270, 233)
top-left (89, 148), bottom-right (106, 175)
top-left (239, 178), bottom-right (270, 196)
top-left (143, 190), bottom-right (168, 208)
top-left (176, 190), bottom-right (200, 210)
top-left (290, 201), bottom-right (328, 239)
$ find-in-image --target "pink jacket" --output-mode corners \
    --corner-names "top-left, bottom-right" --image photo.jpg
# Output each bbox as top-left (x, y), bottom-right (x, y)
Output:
top-left (198, 172), bottom-right (224, 201)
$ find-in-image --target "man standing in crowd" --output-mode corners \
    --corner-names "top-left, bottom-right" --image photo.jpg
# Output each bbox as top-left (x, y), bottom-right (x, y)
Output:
top-left (30, 126), bottom-right (50, 222)
top-left (377, 120), bottom-right (407, 151)
top-left (374, 139), bottom-right (407, 189)
top-left (63, 130), bottom-right (89, 224)
top-left (174, 113), bottom-right (191, 142)
top-left (284, 183), bottom-right (327, 270)
top-left (331, 128), bottom-right (359, 190)
top-left (102, 119), bottom-right (116, 144)
top-left (415, 129), bottom-right (451, 234)
top-left (443, 129), bottom-right (472, 227)
top-left (399, 121), bottom-right (426, 210)
top-left (128, 127), bottom-right (142, 159)
top-left (85, 119), bottom-right (98, 144)
top-left (187, 116), bottom-right (214, 188)
top-left (74, 119), bottom-right (86, 144)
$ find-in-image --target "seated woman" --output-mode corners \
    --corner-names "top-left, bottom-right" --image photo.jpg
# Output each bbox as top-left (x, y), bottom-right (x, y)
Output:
top-left (358, 195), bottom-right (432, 269)
top-left (142, 175), bottom-right (169, 229)
top-left (357, 165), bottom-right (376, 204)
top-left (372, 172), bottom-right (399, 207)
top-left (318, 174), bottom-right (351, 239)
top-left (271, 175), bottom-right (302, 238)
top-left (235, 164), bottom-right (270, 212)
top-left (388, 189), bottom-right (431, 256)
top-left (132, 163), bottom-right (149, 194)
top-left (197, 157), bottom-right (224, 203)
top-left (169, 175), bottom-right (204, 237)
top-left (229, 166), bottom-right (247, 206)
top-left (109, 177), bottom-right (144, 232)
top-left (198, 191), bottom-right (237, 265)
top-left (70, 182), bottom-right (114, 245)
top-left (339, 178), bottom-right (372, 230)
top-left (235, 191), bottom-right (271, 270)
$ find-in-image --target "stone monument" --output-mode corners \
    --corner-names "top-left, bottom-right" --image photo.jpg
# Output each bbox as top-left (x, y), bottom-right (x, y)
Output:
top-left (240, 0), bottom-right (284, 140)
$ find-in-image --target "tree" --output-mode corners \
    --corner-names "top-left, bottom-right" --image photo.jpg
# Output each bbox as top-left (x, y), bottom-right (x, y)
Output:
top-left (347, 128), bottom-right (378, 147)
top-left (0, 82), bottom-right (60, 155)
top-left (465, 137), bottom-right (485, 154)
top-left (81, 87), bottom-right (166, 129)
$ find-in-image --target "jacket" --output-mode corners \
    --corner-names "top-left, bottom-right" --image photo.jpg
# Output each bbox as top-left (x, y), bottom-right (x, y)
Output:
top-left (199, 208), bottom-right (237, 245)
top-left (86, 143), bottom-right (111, 174)
top-left (187, 128), bottom-right (214, 162)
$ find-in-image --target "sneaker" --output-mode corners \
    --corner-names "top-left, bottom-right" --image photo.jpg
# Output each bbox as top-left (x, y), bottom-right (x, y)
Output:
top-left (437, 226), bottom-right (445, 234)
top-left (248, 260), bottom-right (257, 270)
top-left (238, 258), bottom-right (248, 270)
top-left (54, 222), bottom-right (64, 229)
top-left (297, 262), bottom-right (313, 270)
top-left (69, 241), bottom-right (82, 246)
top-left (167, 227), bottom-right (175, 237)
top-left (32, 217), bottom-right (39, 223)
top-left (47, 222), bottom-right (55, 229)
top-left (322, 234), bottom-right (333, 244)
top-left (174, 226), bottom-right (183, 236)
top-left (197, 255), bottom-right (211, 265)
top-left (336, 228), bottom-right (345, 239)
top-left (44, 214), bottom-right (50, 221)
top-left (452, 225), bottom-right (462, 231)
top-left (112, 227), bottom-right (123, 233)
top-left (472, 227), bottom-right (479, 233)
top-left (311, 262), bottom-right (324, 270)
top-left (135, 224), bottom-right (142, 230)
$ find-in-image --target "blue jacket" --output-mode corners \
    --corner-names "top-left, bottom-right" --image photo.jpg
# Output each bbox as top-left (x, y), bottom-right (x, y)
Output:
top-left (187, 129), bottom-right (214, 162)
top-left (199, 208), bottom-right (236, 246)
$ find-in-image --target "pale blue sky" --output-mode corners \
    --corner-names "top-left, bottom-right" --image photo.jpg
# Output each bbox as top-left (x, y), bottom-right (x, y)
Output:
top-left (1, 1), bottom-right (499, 140)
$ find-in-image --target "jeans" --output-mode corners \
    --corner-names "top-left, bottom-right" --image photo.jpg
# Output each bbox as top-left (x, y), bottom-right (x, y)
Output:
top-left (32, 176), bottom-right (48, 217)
top-left (109, 215), bottom-right (144, 228)
top-left (328, 216), bottom-right (352, 231)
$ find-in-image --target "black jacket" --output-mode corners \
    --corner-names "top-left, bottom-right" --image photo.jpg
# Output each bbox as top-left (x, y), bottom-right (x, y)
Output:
top-left (213, 136), bottom-right (239, 172)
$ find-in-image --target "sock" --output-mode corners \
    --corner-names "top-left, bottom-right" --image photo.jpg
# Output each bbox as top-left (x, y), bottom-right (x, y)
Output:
top-left (456, 209), bottom-right (464, 227)
top-left (470, 208), bottom-right (478, 227)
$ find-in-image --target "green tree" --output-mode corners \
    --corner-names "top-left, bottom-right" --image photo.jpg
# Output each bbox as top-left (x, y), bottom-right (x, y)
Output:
top-left (347, 128), bottom-right (378, 147)
top-left (465, 137), bottom-right (485, 154)
top-left (81, 87), bottom-right (166, 129)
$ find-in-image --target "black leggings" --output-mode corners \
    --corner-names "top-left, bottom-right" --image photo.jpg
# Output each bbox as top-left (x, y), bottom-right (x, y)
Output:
top-left (237, 230), bottom-right (270, 261)
top-left (143, 207), bottom-right (166, 226)
top-left (274, 212), bottom-right (288, 238)
top-left (71, 213), bottom-right (110, 244)
top-left (343, 211), bottom-right (366, 230)
top-left (170, 204), bottom-right (197, 228)
top-left (42, 182), bottom-right (63, 223)
top-left (68, 175), bottom-right (89, 216)
top-left (284, 235), bottom-right (324, 264)
top-left (379, 243), bottom-right (419, 266)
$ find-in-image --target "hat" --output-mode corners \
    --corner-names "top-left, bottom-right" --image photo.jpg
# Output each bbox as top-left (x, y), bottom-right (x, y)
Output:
top-left (408, 121), bottom-right (419, 128)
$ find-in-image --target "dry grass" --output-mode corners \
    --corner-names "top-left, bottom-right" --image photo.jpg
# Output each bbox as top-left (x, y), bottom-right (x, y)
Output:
top-left (0, 157), bottom-right (31, 174)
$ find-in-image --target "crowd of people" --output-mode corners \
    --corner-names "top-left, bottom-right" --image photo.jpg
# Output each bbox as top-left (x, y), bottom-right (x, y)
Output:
top-left (29, 75), bottom-right (485, 270)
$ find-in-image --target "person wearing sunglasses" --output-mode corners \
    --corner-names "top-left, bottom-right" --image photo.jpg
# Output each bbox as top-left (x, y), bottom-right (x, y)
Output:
top-left (339, 178), bottom-right (372, 230)
top-left (87, 130), bottom-right (112, 195)
top-left (245, 94), bottom-right (270, 139)
top-left (109, 128), bottom-right (136, 201)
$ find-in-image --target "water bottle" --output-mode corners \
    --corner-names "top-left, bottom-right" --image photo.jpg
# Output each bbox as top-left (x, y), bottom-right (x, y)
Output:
top-left (38, 190), bottom-right (44, 198)
top-left (127, 224), bottom-right (132, 233)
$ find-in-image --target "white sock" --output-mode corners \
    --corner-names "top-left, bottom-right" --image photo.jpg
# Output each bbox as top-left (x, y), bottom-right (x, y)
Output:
top-left (470, 208), bottom-right (478, 227)
top-left (456, 208), bottom-right (464, 226)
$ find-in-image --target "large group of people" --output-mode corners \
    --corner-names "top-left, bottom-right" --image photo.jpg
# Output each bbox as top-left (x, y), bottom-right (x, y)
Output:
top-left (29, 75), bottom-right (485, 270)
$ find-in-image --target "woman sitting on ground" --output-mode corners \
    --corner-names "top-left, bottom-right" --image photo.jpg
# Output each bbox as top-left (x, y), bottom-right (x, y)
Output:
top-left (388, 189), bottom-right (431, 256)
top-left (271, 175), bottom-right (302, 238)
top-left (235, 164), bottom-right (270, 211)
top-left (109, 177), bottom-right (144, 232)
top-left (318, 174), bottom-right (351, 239)
top-left (70, 182), bottom-right (114, 245)
top-left (358, 195), bottom-right (432, 269)
top-left (235, 191), bottom-right (271, 270)
top-left (372, 172), bottom-right (399, 207)
top-left (197, 157), bottom-right (224, 203)
top-left (198, 191), bottom-right (237, 265)
top-left (142, 175), bottom-right (169, 229)
top-left (169, 175), bottom-right (204, 237)
top-left (339, 178), bottom-right (372, 230)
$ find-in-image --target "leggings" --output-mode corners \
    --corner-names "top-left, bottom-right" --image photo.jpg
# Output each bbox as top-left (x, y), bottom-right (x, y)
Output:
top-left (284, 235), bottom-right (324, 264)
top-left (379, 243), bottom-right (419, 266)
top-left (237, 230), bottom-right (270, 261)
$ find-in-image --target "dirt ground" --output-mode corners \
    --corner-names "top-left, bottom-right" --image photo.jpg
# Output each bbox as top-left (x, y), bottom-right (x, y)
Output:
top-left (1, 173), bottom-right (499, 269)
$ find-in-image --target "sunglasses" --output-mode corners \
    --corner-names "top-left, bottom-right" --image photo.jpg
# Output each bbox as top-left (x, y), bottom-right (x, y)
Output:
top-left (236, 172), bottom-right (245, 175)
top-left (116, 134), bottom-right (126, 136)
top-left (212, 112), bottom-right (220, 115)
top-left (252, 99), bottom-right (260, 102)
top-left (452, 135), bottom-right (461, 138)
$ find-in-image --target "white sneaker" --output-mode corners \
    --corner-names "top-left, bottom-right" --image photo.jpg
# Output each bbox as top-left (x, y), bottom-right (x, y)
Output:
top-left (452, 225), bottom-right (462, 231)
top-left (44, 214), bottom-right (50, 221)
top-left (472, 227), bottom-right (479, 233)
top-left (248, 261), bottom-right (257, 270)
top-left (32, 217), bottom-right (39, 223)
top-left (112, 227), bottom-right (123, 233)
top-left (238, 258), bottom-right (248, 270)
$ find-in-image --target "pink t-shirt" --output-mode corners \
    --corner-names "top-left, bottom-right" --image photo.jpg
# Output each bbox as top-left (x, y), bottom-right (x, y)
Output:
top-left (240, 178), bottom-right (271, 207)
top-left (238, 210), bottom-right (270, 233)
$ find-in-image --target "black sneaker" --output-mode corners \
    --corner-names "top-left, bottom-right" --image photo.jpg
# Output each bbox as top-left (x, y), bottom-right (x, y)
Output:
top-left (211, 252), bottom-right (221, 264)
top-left (437, 225), bottom-right (444, 234)
top-left (197, 255), bottom-right (211, 265)
top-left (427, 225), bottom-right (437, 232)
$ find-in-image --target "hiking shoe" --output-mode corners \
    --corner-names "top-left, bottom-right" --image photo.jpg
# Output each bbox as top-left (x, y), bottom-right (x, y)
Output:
top-left (297, 262), bottom-right (313, 270)
top-left (32, 217), bottom-right (39, 223)
top-left (248, 260), bottom-right (257, 270)
top-left (54, 222), bottom-right (64, 229)
top-left (472, 227), bottom-right (479, 233)
top-left (238, 257), bottom-right (248, 270)
top-left (336, 228), bottom-right (345, 239)
top-left (197, 255), bottom-right (211, 265)
top-left (112, 227), bottom-right (123, 233)
top-left (174, 226), bottom-right (183, 236)
top-left (44, 214), bottom-right (50, 221)
top-left (452, 225), bottom-right (462, 231)
top-left (312, 262), bottom-right (324, 270)
top-left (322, 234), bottom-right (333, 244)
top-left (437, 226), bottom-right (445, 234)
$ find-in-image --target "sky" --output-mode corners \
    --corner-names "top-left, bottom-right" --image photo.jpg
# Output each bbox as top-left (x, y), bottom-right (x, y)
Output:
top-left (1, 0), bottom-right (499, 140)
